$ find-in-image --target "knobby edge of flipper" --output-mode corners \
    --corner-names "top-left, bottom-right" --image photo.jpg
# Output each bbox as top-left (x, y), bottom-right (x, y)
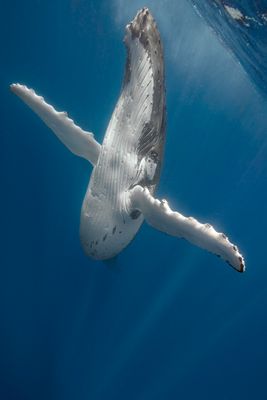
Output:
top-left (10, 83), bottom-right (101, 165)
top-left (127, 185), bottom-right (245, 272)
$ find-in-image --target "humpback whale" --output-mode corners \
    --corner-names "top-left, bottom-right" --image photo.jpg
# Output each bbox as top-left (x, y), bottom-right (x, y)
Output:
top-left (11, 8), bottom-right (245, 272)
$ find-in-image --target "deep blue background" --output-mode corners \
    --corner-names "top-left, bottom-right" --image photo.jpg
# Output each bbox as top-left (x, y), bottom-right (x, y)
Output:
top-left (1, 1), bottom-right (267, 399)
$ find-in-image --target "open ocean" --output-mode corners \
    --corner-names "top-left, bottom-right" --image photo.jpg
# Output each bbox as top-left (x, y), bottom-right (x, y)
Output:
top-left (1, 1), bottom-right (267, 399)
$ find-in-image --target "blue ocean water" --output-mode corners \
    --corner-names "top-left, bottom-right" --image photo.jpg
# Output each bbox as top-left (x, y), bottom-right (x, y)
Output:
top-left (1, 1), bottom-right (267, 399)
top-left (191, 0), bottom-right (267, 97)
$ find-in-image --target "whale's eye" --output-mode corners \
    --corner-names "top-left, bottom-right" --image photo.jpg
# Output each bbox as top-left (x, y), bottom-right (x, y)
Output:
top-left (130, 209), bottom-right (141, 219)
top-left (150, 150), bottom-right (158, 161)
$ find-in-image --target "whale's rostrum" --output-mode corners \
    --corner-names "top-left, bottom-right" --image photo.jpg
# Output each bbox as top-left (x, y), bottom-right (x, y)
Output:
top-left (10, 8), bottom-right (245, 272)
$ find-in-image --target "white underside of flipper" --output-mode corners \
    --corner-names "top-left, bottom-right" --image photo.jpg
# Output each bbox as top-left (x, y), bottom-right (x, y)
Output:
top-left (10, 84), bottom-right (100, 165)
top-left (128, 185), bottom-right (245, 272)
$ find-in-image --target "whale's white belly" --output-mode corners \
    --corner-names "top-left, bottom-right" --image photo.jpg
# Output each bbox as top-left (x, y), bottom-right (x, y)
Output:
top-left (79, 11), bottom-right (166, 259)
top-left (80, 133), bottom-right (145, 260)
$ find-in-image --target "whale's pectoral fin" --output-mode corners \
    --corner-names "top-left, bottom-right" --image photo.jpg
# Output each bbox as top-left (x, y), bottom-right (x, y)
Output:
top-left (10, 83), bottom-right (101, 166)
top-left (128, 185), bottom-right (245, 272)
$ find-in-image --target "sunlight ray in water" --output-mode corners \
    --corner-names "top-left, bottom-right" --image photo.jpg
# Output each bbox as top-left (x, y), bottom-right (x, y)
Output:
top-left (91, 251), bottom-right (199, 399)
